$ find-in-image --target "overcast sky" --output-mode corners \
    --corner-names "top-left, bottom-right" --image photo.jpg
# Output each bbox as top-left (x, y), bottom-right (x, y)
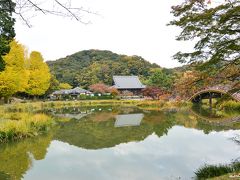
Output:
top-left (14, 0), bottom-right (194, 68)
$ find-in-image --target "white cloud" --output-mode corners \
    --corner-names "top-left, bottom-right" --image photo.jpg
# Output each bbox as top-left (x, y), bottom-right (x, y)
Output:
top-left (23, 127), bottom-right (240, 180)
top-left (14, 0), bottom-right (194, 68)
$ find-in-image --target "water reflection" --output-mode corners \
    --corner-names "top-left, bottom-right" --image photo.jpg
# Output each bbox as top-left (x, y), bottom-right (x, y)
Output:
top-left (53, 108), bottom-right (175, 150)
top-left (0, 106), bottom-right (239, 180)
top-left (0, 133), bottom-right (53, 180)
top-left (24, 128), bottom-right (240, 180)
top-left (114, 113), bottom-right (144, 127)
top-left (191, 104), bottom-right (240, 121)
top-left (0, 171), bottom-right (10, 180)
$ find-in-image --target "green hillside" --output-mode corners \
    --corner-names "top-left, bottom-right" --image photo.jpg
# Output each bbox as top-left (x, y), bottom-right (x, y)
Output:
top-left (47, 50), bottom-right (160, 88)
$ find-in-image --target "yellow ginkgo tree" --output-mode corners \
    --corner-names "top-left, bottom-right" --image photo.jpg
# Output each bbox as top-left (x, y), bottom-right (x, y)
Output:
top-left (0, 40), bottom-right (51, 102)
top-left (0, 40), bottom-right (28, 102)
top-left (25, 51), bottom-right (51, 97)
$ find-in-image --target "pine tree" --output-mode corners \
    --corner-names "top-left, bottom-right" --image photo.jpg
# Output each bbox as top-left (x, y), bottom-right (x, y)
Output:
top-left (0, 0), bottom-right (16, 70)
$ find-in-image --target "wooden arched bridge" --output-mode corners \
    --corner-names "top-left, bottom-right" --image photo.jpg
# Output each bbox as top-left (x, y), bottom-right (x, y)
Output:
top-left (189, 85), bottom-right (240, 104)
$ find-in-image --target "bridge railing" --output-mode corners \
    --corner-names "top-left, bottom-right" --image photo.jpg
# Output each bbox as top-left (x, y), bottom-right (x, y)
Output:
top-left (189, 85), bottom-right (240, 102)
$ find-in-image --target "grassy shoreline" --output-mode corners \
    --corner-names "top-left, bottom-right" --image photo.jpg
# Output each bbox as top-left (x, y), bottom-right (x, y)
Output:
top-left (195, 161), bottom-right (240, 179)
top-left (0, 112), bottom-right (54, 143)
top-left (1, 99), bottom-right (190, 112)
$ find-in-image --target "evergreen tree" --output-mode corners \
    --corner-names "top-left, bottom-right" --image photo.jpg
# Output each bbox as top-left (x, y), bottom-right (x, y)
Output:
top-left (0, 0), bottom-right (16, 70)
top-left (148, 69), bottom-right (174, 90)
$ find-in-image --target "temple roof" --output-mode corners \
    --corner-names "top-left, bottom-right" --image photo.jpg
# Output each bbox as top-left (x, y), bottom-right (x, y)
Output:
top-left (113, 76), bottom-right (146, 89)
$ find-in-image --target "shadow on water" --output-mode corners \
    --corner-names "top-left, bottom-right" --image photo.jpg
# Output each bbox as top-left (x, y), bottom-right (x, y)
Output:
top-left (0, 171), bottom-right (10, 180)
top-left (0, 106), bottom-right (239, 179)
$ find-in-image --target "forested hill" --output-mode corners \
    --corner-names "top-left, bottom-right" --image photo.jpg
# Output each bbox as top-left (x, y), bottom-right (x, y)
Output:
top-left (47, 50), bottom-right (160, 88)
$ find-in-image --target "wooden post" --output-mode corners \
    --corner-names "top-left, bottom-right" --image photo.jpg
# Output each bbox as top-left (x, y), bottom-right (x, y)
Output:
top-left (209, 92), bottom-right (212, 109)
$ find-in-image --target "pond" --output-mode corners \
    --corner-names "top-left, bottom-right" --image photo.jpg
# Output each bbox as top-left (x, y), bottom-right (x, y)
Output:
top-left (0, 106), bottom-right (239, 180)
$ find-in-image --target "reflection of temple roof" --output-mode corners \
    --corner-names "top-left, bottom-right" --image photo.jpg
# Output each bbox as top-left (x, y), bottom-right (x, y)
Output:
top-left (54, 115), bottom-right (156, 149)
top-left (115, 113), bottom-right (144, 127)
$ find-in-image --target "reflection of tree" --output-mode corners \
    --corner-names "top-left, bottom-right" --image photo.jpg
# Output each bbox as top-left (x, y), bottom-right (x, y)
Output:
top-left (143, 111), bottom-right (176, 137)
top-left (0, 107), bottom-right (239, 179)
top-left (232, 135), bottom-right (240, 145)
top-left (0, 133), bottom-right (52, 180)
top-left (196, 121), bottom-right (240, 134)
top-left (191, 104), bottom-right (224, 119)
top-left (55, 118), bottom-right (152, 149)
top-left (0, 171), bottom-right (10, 180)
top-left (54, 107), bottom-right (240, 150)
top-left (191, 104), bottom-right (240, 122)
top-left (54, 110), bottom-right (176, 149)
top-left (173, 109), bottom-right (240, 134)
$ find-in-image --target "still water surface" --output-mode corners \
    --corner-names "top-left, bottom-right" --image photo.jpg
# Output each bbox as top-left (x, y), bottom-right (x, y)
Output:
top-left (0, 107), bottom-right (239, 180)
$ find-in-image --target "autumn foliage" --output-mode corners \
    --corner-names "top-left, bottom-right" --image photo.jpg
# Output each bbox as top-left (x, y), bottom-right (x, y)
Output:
top-left (89, 83), bottom-right (109, 94)
top-left (142, 87), bottom-right (166, 100)
top-left (89, 83), bottom-right (119, 96)
top-left (174, 71), bottom-right (200, 99)
top-left (25, 51), bottom-right (51, 96)
top-left (0, 40), bottom-right (51, 102)
top-left (107, 87), bottom-right (120, 96)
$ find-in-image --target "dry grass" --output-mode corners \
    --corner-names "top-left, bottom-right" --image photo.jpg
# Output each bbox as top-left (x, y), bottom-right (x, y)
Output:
top-left (0, 112), bottom-right (53, 142)
top-left (0, 99), bottom-right (190, 112)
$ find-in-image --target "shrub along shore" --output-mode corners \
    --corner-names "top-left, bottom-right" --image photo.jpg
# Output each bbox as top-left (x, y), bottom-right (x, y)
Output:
top-left (195, 161), bottom-right (240, 179)
top-left (1, 99), bottom-right (191, 112)
top-left (0, 112), bottom-right (53, 143)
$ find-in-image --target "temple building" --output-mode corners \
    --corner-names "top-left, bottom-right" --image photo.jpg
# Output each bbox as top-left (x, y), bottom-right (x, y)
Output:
top-left (112, 76), bottom-right (146, 95)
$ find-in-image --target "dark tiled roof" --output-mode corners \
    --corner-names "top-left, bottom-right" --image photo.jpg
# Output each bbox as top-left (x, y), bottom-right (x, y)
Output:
top-left (70, 87), bottom-right (91, 94)
top-left (52, 89), bottom-right (70, 95)
top-left (52, 87), bottom-right (91, 95)
top-left (113, 76), bottom-right (146, 89)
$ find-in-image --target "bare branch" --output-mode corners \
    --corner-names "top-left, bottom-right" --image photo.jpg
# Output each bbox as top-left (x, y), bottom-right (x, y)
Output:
top-left (15, 12), bottom-right (32, 27)
top-left (12, 0), bottom-right (96, 26)
top-left (54, 0), bottom-right (79, 21)
top-left (26, 0), bottom-right (46, 14)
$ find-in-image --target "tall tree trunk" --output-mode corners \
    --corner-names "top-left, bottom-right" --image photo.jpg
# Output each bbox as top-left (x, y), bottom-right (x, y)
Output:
top-left (33, 95), bottom-right (38, 101)
top-left (4, 97), bottom-right (9, 104)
